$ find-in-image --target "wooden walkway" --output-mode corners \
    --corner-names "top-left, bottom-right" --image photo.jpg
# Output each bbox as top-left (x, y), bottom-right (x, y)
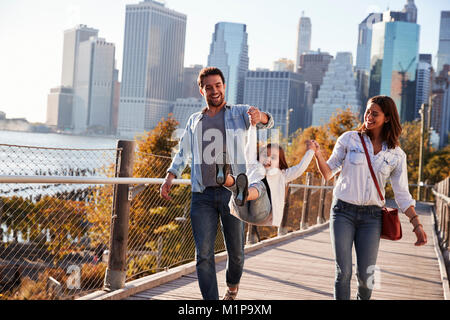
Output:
top-left (124, 202), bottom-right (447, 300)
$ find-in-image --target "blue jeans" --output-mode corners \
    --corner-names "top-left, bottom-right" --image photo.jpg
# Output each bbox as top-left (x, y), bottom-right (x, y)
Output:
top-left (190, 187), bottom-right (245, 300)
top-left (330, 198), bottom-right (382, 300)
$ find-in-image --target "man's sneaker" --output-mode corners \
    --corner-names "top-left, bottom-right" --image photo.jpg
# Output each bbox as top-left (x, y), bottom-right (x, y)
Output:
top-left (234, 173), bottom-right (248, 206)
top-left (222, 287), bottom-right (238, 300)
top-left (215, 152), bottom-right (230, 186)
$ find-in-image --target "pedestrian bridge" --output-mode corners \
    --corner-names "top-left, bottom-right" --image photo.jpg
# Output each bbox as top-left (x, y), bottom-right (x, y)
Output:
top-left (82, 201), bottom-right (449, 300)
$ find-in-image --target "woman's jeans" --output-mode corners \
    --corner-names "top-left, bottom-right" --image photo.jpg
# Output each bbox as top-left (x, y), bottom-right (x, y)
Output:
top-left (190, 187), bottom-right (245, 300)
top-left (330, 198), bottom-right (382, 300)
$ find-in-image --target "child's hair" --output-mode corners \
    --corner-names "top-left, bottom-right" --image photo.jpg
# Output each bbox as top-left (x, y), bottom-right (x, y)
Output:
top-left (259, 143), bottom-right (289, 170)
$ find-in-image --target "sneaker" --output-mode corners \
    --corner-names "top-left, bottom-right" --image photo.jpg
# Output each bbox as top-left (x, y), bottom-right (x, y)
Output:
top-left (222, 287), bottom-right (238, 300)
top-left (234, 173), bottom-right (248, 206)
top-left (215, 152), bottom-right (230, 186)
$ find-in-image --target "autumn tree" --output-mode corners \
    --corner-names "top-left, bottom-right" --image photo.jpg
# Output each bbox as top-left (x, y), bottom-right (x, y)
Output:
top-left (287, 107), bottom-right (361, 178)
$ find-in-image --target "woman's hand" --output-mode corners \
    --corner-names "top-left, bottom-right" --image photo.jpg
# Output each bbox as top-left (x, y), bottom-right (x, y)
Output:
top-left (306, 139), bottom-right (318, 152)
top-left (413, 225), bottom-right (427, 246)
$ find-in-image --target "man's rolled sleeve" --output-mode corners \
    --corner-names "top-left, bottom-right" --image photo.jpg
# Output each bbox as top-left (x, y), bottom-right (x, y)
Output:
top-left (256, 110), bottom-right (274, 130)
top-left (167, 119), bottom-right (192, 178)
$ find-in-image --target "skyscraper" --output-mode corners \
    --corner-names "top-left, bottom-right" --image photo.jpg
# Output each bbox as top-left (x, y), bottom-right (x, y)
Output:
top-left (312, 52), bottom-right (360, 127)
top-left (437, 11), bottom-right (450, 75)
top-left (208, 22), bottom-right (249, 105)
top-left (182, 65), bottom-right (203, 99)
top-left (431, 65), bottom-right (450, 148)
top-left (402, 0), bottom-right (417, 23)
top-left (61, 25), bottom-right (99, 88)
top-left (368, 10), bottom-right (420, 122)
top-left (414, 54), bottom-right (433, 120)
top-left (297, 50), bottom-right (333, 105)
top-left (46, 86), bottom-right (73, 131)
top-left (295, 12), bottom-right (312, 73)
top-left (243, 70), bottom-right (312, 137)
top-left (273, 58), bottom-right (294, 72)
top-left (49, 24), bottom-right (98, 131)
top-left (355, 13), bottom-right (381, 116)
top-left (118, 0), bottom-right (186, 138)
top-left (72, 37), bottom-right (116, 134)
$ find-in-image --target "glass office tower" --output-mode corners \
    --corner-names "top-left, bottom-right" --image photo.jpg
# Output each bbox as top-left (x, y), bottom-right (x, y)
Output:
top-left (369, 13), bottom-right (419, 122)
top-left (208, 22), bottom-right (249, 105)
top-left (118, 0), bottom-right (186, 138)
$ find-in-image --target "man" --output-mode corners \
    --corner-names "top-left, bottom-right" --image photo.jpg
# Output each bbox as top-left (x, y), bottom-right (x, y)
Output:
top-left (160, 67), bottom-right (273, 300)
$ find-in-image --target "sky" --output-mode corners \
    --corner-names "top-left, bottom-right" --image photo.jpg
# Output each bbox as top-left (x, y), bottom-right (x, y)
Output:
top-left (0, 0), bottom-right (448, 123)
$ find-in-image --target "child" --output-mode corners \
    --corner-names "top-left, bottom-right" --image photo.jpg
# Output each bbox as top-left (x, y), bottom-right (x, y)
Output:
top-left (216, 124), bottom-right (317, 226)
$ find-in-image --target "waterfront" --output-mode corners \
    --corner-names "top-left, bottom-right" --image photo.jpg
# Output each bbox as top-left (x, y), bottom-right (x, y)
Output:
top-left (0, 130), bottom-right (119, 242)
top-left (0, 130), bottom-right (118, 149)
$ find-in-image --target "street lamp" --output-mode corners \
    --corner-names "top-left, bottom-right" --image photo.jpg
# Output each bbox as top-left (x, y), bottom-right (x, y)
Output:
top-left (285, 108), bottom-right (294, 143)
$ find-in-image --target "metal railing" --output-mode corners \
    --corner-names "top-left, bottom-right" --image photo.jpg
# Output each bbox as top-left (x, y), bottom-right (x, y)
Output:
top-left (433, 177), bottom-right (450, 253)
top-left (0, 141), bottom-right (334, 299)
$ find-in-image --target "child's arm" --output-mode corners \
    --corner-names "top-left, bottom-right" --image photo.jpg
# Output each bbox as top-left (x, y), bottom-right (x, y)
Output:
top-left (284, 148), bottom-right (315, 183)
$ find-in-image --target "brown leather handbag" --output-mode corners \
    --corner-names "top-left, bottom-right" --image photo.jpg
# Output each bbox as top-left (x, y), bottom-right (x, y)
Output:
top-left (358, 133), bottom-right (402, 240)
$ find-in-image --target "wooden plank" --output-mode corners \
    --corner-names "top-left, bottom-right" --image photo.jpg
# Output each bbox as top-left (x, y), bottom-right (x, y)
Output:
top-left (125, 202), bottom-right (445, 300)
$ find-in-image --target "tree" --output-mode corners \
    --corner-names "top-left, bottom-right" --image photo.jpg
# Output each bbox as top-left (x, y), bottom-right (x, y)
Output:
top-left (424, 144), bottom-right (450, 184)
top-left (287, 107), bottom-right (361, 178)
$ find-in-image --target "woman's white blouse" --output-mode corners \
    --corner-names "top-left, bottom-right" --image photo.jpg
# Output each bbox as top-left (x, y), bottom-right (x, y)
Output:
top-left (326, 131), bottom-right (415, 213)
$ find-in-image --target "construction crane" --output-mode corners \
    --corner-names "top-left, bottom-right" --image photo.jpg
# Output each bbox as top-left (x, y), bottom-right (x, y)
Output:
top-left (398, 57), bottom-right (416, 121)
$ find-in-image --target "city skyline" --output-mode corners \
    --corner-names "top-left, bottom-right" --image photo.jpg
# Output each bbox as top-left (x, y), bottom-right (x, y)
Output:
top-left (0, 0), bottom-right (448, 123)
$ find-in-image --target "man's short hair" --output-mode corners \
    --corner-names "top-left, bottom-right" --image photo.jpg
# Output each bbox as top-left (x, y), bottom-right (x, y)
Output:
top-left (197, 67), bottom-right (225, 88)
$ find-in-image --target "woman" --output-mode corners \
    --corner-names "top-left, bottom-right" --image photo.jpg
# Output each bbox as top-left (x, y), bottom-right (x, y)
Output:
top-left (312, 95), bottom-right (427, 300)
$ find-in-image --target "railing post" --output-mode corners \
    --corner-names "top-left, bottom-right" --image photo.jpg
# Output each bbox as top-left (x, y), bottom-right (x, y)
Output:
top-left (278, 185), bottom-right (290, 236)
top-left (300, 172), bottom-right (312, 230)
top-left (246, 225), bottom-right (259, 244)
top-left (317, 177), bottom-right (326, 224)
top-left (104, 140), bottom-right (135, 291)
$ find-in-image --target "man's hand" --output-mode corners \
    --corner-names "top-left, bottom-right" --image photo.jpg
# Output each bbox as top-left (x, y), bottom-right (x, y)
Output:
top-left (247, 106), bottom-right (268, 126)
top-left (306, 139), bottom-right (318, 152)
top-left (160, 172), bottom-right (175, 201)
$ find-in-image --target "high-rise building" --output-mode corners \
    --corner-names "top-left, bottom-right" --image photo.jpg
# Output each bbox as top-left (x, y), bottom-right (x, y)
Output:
top-left (61, 25), bottom-right (99, 88)
top-left (111, 69), bottom-right (120, 135)
top-left (402, 0), bottom-right (417, 23)
top-left (431, 65), bottom-right (450, 148)
top-left (182, 64), bottom-right (203, 99)
top-left (118, 0), bottom-right (187, 138)
top-left (273, 58), bottom-right (294, 72)
top-left (208, 22), bottom-right (249, 105)
top-left (437, 11), bottom-right (450, 75)
top-left (172, 97), bottom-right (204, 132)
top-left (312, 52), bottom-right (360, 126)
top-left (356, 13), bottom-right (378, 73)
top-left (297, 50), bottom-right (333, 106)
top-left (414, 54), bottom-right (433, 120)
top-left (46, 86), bottom-right (73, 131)
top-left (53, 24), bottom-right (98, 130)
top-left (243, 70), bottom-right (312, 137)
top-left (368, 10), bottom-right (420, 122)
top-left (295, 12), bottom-right (312, 73)
top-left (356, 13), bottom-right (382, 116)
top-left (72, 37), bottom-right (116, 134)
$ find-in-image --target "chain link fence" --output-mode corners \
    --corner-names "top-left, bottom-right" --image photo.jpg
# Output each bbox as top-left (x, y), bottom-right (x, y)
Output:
top-left (0, 144), bottom-right (118, 300)
top-left (0, 142), bottom-right (333, 299)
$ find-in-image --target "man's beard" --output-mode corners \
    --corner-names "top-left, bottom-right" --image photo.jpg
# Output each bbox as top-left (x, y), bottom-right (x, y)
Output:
top-left (207, 94), bottom-right (224, 107)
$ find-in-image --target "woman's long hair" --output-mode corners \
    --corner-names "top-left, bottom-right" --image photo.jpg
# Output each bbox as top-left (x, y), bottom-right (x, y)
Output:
top-left (357, 95), bottom-right (402, 149)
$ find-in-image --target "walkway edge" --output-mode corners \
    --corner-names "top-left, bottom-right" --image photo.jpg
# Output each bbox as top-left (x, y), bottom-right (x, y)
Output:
top-left (430, 207), bottom-right (450, 300)
top-left (78, 221), bottom-right (330, 300)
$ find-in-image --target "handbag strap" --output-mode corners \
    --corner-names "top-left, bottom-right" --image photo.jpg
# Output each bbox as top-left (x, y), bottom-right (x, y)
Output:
top-left (358, 132), bottom-right (384, 201)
